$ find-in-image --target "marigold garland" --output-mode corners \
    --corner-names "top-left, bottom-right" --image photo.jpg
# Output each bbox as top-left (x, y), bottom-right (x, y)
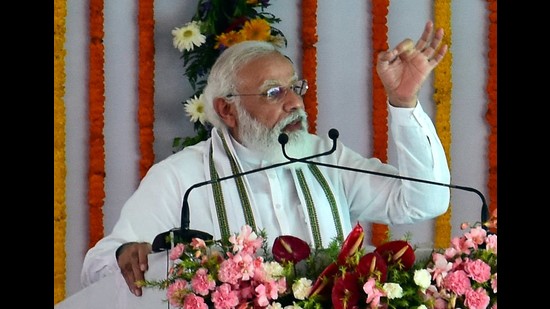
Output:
top-left (485, 0), bottom-right (497, 233)
top-left (301, 0), bottom-right (318, 133)
top-left (88, 0), bottom-right (106, 248)
top-left (370, 0), bottom-right (390, 247)
top-left (432, 1), bottom-right (453, 249)
top-left (53, 0), bottom-right (67, 303)
top-left (138, 0), bottom-right (156, 178)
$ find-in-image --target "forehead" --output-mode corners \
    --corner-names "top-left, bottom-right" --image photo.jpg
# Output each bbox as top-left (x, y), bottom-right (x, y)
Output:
top-left (236, 53), bottom-right (296, 89)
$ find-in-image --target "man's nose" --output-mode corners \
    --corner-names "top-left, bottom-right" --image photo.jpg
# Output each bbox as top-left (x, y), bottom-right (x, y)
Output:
top-left (282, 90), bottom-right (304, 112)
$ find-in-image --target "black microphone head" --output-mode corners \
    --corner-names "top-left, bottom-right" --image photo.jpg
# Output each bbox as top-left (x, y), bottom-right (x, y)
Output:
top-left (328, 128), bottom-right (339, 140)
top-left (278, 133), bottom-right (289, 145)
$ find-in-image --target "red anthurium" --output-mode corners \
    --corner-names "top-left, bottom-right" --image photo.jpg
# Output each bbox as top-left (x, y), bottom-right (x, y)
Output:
top-left (308, 262), bottom-right (339, 299)
top-left (331, 272), bottom-right (361, 309)
top-left (272, 235), bottom-right (311, 264)
top-left (337, 223), bottom-right (365, 266)
top-left (356, 251), bottom-right (388, 282)
top-left (374, 240), bottom-right (415, 270)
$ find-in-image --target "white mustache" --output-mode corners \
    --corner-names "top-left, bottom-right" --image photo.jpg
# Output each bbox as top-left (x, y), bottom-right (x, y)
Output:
top-left (276, 110), bottom-right (307, 132)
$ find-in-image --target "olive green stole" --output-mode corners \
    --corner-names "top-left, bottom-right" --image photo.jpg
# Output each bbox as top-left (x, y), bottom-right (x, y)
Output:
top-left (208, 131), bottom-right (344, 249)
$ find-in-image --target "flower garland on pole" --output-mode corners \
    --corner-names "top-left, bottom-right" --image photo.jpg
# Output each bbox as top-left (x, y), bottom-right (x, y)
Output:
top-left (88, 0), bottom-right (106, 248)
top-left (137, 0), bottom-right (155, 178)
top-left (485, 0), bottom-right (497, 234)
top-left (370, 0), bottom-right (390, 247)
top-left (301, 0), bottom-right (318, 133)
top-left (53, 0), bottom-right (67, 303)
top-left (432, 0), bottom-right (453, 249)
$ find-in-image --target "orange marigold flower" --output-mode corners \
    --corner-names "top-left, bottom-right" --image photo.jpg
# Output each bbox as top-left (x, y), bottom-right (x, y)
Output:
top-left (215, 31), bottom-right (244, 49)
top-left (241, 18), bottom-right (271, 42)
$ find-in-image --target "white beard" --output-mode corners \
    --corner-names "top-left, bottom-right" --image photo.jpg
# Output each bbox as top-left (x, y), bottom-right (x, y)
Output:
top-left (236, 106), bottom-right (315, 166)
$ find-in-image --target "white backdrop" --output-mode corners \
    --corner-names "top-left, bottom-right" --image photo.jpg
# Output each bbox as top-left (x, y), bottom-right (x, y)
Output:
top-left (62, 0), bottom-right (490, 299)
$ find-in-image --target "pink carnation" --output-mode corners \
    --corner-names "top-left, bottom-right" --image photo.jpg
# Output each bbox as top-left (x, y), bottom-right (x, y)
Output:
top-left (170, 243), bottom-right (186, 260)
top-left (218, 258), bottom-right (241, 285)
top-left (191, 268), bottom-right (216, 296)
top-left (465, 226), bottom-right (487, 246)
top-left (211, 283), bottom-right (240, 309)
top-left (464, 258), bottom-right (491, 283)
top-left (464, 287), bottom-right (490, 309)
top-left (443, 270), bottom-right (471, 296)
top-left (182, 293), bottom-right (208, 309)
top-left (167, 279), bottom-right (189, 307)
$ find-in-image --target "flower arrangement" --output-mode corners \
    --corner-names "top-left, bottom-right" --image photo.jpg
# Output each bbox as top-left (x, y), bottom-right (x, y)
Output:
top-left (140, 210), bottom-right (497, 309)
top-left (171, 0), bottom-right (287, 151)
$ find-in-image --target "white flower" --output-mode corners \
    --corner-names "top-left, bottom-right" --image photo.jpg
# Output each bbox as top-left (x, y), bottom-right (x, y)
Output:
top-left (382, 282), bottom-right (403, 299)
top-left (414, 269), bottom-right (432, 292)
top-left (292, 277), bottom-right (312, 300)
top-left (263, 261), bottom-right (285, 280)
top-left (184, 94), bottom-right (207, 125)
top-left (266, 302), bottom-right (282, 309)
top-left (171, 21), bottom-right (206, 52)
top-left (417, 305), bottom-right (428, 309)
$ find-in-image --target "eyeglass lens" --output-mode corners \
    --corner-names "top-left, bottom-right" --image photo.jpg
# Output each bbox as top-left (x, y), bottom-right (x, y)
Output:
top-left (266, 80), bottom-right (308, 100)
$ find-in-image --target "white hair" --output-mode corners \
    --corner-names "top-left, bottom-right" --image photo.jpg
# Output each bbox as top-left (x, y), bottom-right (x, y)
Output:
top-left (202, 41), bottom-right (283, 129)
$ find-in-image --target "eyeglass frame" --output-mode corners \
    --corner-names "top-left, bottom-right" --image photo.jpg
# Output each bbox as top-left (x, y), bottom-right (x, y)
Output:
top-left (225, 79), bottom-right (308, 104)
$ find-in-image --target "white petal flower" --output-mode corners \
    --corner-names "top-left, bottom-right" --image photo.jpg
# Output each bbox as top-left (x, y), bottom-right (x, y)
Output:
top-left (171, 21), bottom-right (206, 52)
top-left (263, 261), bottom-right (284, 280)
top-left (292, 277), bottom-right (312, 300)
top-left (413, 269), bottom-right (432, 292)
top-left (184, 94), bottom-right (206, 125)
top-left (266, 303), bottom-right (283, 309)
top-left (382, 282), bottom-right (403, 299)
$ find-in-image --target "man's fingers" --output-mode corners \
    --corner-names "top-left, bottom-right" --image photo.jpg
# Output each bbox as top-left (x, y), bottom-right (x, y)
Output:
top-left (415, 20), bottom-right (434, 51)
top-left (121, 262), bottom-right (143, 296)
top-left (397, 39), bottom-right (415, 56)
top-left (118, 243), bottom-right (152, 297)
top-left (138, 243), bottom-right (152, 272)
top-left (377, 38), bottom-right (414, 66)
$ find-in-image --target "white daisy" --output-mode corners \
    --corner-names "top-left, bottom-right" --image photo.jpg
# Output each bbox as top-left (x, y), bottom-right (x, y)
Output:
top-left (184, 94), bottom-right (207, 125)
top-left (171, 21), bottom-right (206, 52)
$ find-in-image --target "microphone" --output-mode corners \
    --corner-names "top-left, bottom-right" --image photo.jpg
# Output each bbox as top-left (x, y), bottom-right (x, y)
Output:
top-left (278, 132), bottom-right (490, 225)
top-left (151, 129), bottom-right (340, 252)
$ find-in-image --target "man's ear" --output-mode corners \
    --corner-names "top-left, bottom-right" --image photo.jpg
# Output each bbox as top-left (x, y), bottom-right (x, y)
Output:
top-left (213, 97), bottom-right (237, 129)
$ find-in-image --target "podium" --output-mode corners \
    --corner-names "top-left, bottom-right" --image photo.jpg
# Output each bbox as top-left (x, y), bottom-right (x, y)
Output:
top-left (55, 252), bottom-right (171, 309)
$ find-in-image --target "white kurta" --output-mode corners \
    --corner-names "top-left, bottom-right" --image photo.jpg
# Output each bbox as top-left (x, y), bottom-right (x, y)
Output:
top-left (81, 102), bottom-right (450, 287)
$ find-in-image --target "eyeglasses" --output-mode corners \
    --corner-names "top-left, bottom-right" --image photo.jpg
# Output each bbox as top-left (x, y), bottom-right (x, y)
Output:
top-left (226, 79), bottom-right (308, 104)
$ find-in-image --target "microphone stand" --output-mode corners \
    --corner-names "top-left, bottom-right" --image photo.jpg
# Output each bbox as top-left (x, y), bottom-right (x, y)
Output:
top-left (279, 133), bottom-right (490, 226)
top-left (152, 128), bottom-right (489, 252)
